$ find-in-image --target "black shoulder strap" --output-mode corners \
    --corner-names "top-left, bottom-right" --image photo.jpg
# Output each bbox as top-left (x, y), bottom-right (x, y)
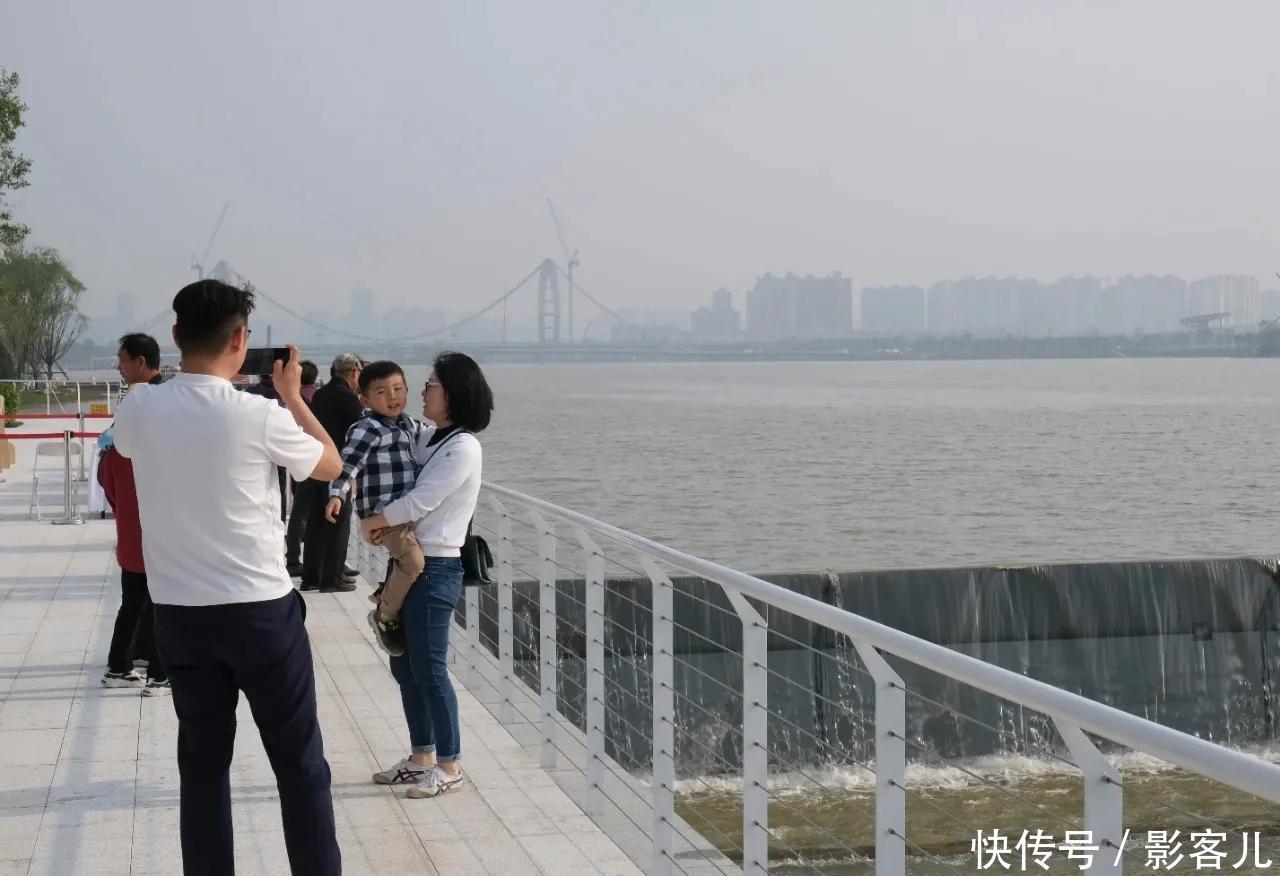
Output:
top-left (421, 427), bottom-right (472, 468)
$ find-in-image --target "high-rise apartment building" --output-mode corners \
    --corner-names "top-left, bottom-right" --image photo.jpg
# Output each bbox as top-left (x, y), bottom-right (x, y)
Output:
top-left (746, 273), bottom-right (852, 340)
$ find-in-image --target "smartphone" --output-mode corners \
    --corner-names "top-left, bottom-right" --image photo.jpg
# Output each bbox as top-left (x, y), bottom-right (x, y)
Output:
top-left (239, 347), bottom-right (290, 376)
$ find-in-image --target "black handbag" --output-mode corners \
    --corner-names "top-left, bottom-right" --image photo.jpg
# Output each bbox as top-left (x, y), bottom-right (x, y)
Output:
top-left (423, 429), bottom-right (493, 587)
top-left (461, 520), bottom-right (494, 586)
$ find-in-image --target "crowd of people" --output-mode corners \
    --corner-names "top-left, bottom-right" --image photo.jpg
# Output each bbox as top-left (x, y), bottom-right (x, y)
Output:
top-left (95, 278), bottom-right (494, 875)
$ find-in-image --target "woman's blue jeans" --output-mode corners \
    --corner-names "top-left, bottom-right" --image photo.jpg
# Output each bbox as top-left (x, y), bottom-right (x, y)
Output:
top-left (389, 557), bottom-right (464, 763)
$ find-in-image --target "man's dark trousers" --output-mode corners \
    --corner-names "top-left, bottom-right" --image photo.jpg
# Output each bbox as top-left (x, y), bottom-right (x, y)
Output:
top-left (107, 570), bottom-right (165, 680)
top-left (301, 494), bottom-right (353, 590)
top-left (154, 592), bottom-right (341, 876)
top-left (285, 479), bottom-right (323, 567)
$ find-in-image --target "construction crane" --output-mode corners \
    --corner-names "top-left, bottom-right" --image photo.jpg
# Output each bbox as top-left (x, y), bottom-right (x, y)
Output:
top-left (1261, 272), bottom-right (1280, 333)
top-left (191, 202), bottom-right (230, 279)
top-left (547, 199), bottom-right (578, 344)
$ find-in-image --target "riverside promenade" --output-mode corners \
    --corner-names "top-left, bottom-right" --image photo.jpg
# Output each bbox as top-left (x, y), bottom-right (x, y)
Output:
top-left (0, 422), bottom-right (644, 875)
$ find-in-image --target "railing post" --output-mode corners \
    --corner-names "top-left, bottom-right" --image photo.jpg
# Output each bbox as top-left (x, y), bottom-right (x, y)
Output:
top-left (641, 555), bottom-right (675, 875)
top-left (1056, 720), bottom-right (1124, 874)
top-left (725, 590), bottom-right (770, 875)
top-left (75, 412), bottom-right (87, 482)
top-left (529, 510), bottom-right (558, 769)
top-left (853, 642), bottom-right (906, 876)
top-left (488, 495), bottom-right (516, 725)
top-left (44, 380), bottom-right (50, 415)
top-left (464, 583), bottom-right (481, 690)
top-left (51, 430), bottom-right (84, 526)
top-left (575, 526), bottom-right (606, 816)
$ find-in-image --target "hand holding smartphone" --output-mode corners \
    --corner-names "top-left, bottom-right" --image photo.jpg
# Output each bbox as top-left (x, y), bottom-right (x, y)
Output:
top-left (272, 345), bottom-right (304, 403)
top-left (238, 347), bottom-right (291, 376)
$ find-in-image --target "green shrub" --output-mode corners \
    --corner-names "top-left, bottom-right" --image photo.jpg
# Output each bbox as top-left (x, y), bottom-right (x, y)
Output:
top-left (0, 382), bottom-right (19, 424)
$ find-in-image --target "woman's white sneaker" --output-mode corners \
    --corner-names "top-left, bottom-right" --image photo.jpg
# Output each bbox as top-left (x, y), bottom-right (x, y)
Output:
top-left (372, 758), bottom-right (429, 786)
top-left (406, 766), bottom-right (464, 799)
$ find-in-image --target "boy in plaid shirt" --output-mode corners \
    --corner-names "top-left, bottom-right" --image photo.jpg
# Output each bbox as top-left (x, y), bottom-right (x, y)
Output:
top-left (323, 360), bottom-right (426, 654)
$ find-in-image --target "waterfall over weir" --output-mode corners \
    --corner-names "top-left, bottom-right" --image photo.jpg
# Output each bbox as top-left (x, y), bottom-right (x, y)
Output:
top-left (463, 556), bottom-right (1280, 776)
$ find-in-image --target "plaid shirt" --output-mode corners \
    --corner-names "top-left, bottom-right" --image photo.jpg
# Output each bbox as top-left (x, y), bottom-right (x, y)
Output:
top-left (329, 413), bottom-right (428, 518)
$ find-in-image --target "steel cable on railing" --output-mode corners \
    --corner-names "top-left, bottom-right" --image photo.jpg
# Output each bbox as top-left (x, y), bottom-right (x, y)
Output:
top-left (889, 731), bottom-right (1080, 836)
top-left (476, 540), bottom-right (1006, 871)
top-left (655, 713), bottom-right (879, 868)
top-left (892, 683), bottom-right (1080, 771)
top-left (1102, 772), bottom-right (1237, 834)
top-left (488, 514), bottom-right (1100, 869)
top-left (496, 539), bottom-right (889, 773)
top-left (594, 698), bottom-right (845, 876)
top-left (479, 654), bottom-right (735, 876)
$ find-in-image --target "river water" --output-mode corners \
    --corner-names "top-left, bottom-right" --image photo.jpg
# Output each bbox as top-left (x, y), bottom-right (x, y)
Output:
top-left (411, 357), bottom-right (1280, 572)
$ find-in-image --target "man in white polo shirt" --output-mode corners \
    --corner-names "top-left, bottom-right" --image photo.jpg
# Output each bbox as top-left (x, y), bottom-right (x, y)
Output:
top-left (114, 279), bottom-right (343, 875)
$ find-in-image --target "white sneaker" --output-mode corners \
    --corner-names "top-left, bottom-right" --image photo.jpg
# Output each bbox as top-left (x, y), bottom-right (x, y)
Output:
top-left (407, 765), bottom-right (464, 799)
top-left (142, 679), bottom-right (171, 697)
top-left (101, 670), bottom-right (144, 688)
top-left (372, 758), bottom-right (429, 786)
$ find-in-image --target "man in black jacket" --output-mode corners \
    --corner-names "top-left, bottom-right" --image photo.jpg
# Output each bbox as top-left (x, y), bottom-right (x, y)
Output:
top-left (300, 353), bottom-right (364, 593)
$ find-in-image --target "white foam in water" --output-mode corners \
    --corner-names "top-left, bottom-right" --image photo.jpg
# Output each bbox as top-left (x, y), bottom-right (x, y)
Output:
top-left (674, 743), bottom-right (1280, 797)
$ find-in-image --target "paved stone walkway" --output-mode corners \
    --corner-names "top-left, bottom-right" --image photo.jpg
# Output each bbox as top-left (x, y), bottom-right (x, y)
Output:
top-left (0, 422), bottom-right (644, 874)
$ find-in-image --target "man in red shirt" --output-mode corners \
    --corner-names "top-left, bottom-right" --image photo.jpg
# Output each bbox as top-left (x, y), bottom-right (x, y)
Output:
top-left (100, 333), bottom-right (169, 695)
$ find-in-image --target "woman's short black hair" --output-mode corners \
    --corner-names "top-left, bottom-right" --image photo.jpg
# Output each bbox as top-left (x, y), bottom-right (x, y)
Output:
top-left (118, 333), bottom-right (160, 369)
top-left (299, 360), bottom-right (319, 386)
top-left (358, 360), bottom-right (405, 394)
top-left (433, 351), bottom-right (493, 432)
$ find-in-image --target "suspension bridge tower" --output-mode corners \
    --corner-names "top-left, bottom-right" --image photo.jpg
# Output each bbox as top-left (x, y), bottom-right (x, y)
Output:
top-left (537, 259), bottom-right (562, 344)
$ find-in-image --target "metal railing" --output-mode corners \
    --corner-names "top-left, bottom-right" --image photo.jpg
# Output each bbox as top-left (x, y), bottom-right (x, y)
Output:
top-left (346, 483), bottom-right (1280, 875)
top-left (0, 377), bottom-right (124, 415)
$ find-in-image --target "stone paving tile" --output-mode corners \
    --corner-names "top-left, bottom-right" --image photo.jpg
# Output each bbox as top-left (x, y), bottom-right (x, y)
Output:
top-left (0, 464), bottom-right (647, 876)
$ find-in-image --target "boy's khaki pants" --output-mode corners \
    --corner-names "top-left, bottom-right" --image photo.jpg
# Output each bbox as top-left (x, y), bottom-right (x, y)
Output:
top-left (376, 523), bottom-right (425, 619)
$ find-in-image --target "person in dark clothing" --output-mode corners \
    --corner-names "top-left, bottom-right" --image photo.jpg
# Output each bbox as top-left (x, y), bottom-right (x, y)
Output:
top-left (300, 353), bottom-right (364, 593)
top-left (299, 360), bottom-right (319, 404)
top-left (101, 332), bottom-right (169, 694)
top-left (284, 361), bottom-right (321, 574)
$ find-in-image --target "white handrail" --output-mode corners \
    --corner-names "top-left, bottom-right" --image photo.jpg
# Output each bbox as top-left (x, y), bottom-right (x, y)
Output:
top-left (481, 480), bottom-right (1280, 806)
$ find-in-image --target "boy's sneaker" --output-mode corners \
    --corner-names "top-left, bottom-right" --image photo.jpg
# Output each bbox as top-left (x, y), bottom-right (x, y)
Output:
top-left (367, 609), bottom-right (406, 656)
top-left (101, 670), bottom-right (144, 688)
top-left (142, 678), bottom-right (171, 697)
top-left (406, 766), bottom-right (465, 799)
top-left (372, 758), bottom-right (429, 786)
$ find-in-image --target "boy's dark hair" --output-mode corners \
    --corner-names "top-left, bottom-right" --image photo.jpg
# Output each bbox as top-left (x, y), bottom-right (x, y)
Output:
top-left (358, 360), bottom-right (405, 394)
top-left (171, 279), bottom-right (255, 358)
top-left (434, 351), bottom-right (493, 432)
top-left (300, 360), bottom-right (318, 386)
top-left (118, 333), bottom-right (160, 369)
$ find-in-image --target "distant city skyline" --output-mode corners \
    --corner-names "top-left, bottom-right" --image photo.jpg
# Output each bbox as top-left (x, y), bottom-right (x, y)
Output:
top-left (81, 267), bottom-right (1280, 348)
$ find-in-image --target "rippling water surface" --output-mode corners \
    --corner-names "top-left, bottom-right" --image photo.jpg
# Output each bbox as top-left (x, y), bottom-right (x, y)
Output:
top-left (412, 358), bottom-right (1280, 571)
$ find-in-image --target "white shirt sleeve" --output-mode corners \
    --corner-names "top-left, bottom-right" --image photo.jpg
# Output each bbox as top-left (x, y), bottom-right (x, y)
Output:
top-left (382, 439), bottom-right (478, 527)
top-left (262, 403), bottom-right (324, 482)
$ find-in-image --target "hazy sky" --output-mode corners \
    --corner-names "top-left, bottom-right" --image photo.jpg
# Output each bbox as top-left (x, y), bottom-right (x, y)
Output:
top-left (3, 1), bottom-right (1279, 329)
